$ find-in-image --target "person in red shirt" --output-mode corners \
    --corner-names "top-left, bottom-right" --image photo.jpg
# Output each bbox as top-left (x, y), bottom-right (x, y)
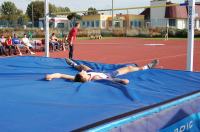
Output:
top-left (5, 36), bottom-right (16, 55)
top-left (67, 22), bottom-right (80, 59)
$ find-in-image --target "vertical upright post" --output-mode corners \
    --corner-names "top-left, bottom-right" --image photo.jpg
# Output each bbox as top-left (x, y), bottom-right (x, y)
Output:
top-left (32, 2), bottom-right (34, 28)
top-left (187, 0), bottom-right (195, 71)
top-left (112, 0), bottom-right (114, 29)
top-left (45, 0), bottom-right (49, 57)
top-left (165, 20), bottom-right (169, 40)
top-left (126, 9), bottom-right (129, 37)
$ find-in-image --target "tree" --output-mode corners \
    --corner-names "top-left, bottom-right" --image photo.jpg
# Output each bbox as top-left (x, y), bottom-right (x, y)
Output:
top-left (26, 1), bottom-right (44, 25)
top-left (67, 13), bottom-right (81, 20)
top-left (0, 1), bottom-right (23, 26)
top-left (26, 1), bottom-right (70, 26)
top-left (18, 14), bottom-right (30, 26)
top-left (56, 7), bottom-right (70, 13)
top-left (86, 7), bottom-right (98, 15)
top-left (67, 13), bottom-right (81, 27)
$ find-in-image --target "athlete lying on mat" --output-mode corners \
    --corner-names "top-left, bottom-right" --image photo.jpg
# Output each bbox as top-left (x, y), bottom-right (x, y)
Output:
top-left (46, 59), bottom-right (159, 85)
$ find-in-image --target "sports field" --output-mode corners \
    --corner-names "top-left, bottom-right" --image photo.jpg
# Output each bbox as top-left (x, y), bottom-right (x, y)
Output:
top-left (36, 37), bottom-right (200, 71)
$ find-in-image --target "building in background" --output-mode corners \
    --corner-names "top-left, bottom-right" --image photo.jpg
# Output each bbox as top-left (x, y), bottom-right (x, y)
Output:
top-left (81, 14), bottom-right (111, 29)
top-left (81, 13), bottom-right (144, 29)
top-left (141, 0), bottom-right (200, 29)
top-left (39, 16), bottom-right (69, 30)
top-left (107, 14), bottom-right (144, 29)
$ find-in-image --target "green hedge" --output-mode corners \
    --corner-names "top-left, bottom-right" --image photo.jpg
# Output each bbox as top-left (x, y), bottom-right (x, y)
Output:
top-left (1, 27), bottom-right (199, 39)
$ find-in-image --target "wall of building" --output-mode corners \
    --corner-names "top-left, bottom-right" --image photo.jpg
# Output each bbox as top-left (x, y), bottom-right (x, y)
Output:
top-left (176, 19), bottom-right (187, 29)
top-left (195, 19), bottom-right (200, 29)
top-left (81, 14), bottom-right (111, 29)
top-left (150, 0), bottom-right (168, 27)
top-left (129, 15), bottom-right (145, 28)
top-left (39, 17), bottom-right (69, 30)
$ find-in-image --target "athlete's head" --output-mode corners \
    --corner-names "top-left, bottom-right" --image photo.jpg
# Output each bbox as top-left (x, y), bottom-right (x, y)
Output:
top-left (74, 70), bottom-right (89, 82)
top-left (75, 22), bottom-right (80, 28)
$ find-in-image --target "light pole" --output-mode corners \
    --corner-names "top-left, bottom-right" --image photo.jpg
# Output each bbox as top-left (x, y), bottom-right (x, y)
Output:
top-left (32, 0), bottom-right (34, 28)
top-left (112, 0), bottom-right (114, 29)
top-left (45, 0), bottom-right (49, 57)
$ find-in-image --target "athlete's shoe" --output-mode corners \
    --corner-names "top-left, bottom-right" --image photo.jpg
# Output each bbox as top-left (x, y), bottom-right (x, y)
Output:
top-left (65, 58), bottom-right (77, 67)
top-left (147, 59), bottom-right (159, 69)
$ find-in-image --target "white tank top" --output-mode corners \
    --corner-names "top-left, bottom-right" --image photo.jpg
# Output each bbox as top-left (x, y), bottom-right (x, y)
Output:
top-left (87, 72), bottom-right (109, 81)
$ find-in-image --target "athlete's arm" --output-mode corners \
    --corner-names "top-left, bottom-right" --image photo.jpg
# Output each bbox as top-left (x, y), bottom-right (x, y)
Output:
top-left (46, 73), bottom-right (75, 81)
top-left (70, 36), bottom-right (74, 45)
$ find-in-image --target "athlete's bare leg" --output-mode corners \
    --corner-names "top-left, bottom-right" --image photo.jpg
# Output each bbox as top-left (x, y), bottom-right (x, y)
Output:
top-left (116, 59), bottom-right (159, 76)
top-left (65, 58), bottom-right (93, 71)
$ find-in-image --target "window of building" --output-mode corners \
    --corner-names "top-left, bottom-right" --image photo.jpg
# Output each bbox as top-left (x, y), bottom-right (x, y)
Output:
top-left (195, 20), bottom-right (199, 28)
top-left (138, 21), bottom-right (141, 27)
top-left (87, 21), bottom-right (90, 27)
top-left (49, 22), bottom-right (54, 28)
top-left (57, 23), bottom-right (64, 28)
top-left (91, 21), bottom-right (95, 27)
top-left (130, 21), bottom-right (133, 27)
top-left (133, 20), bottom-right (138, 27)
top-left (96, 20), bottom-right (100, 27)
top-left (82, 21), bottom-right (85, 27)
top-left (115, 21), bottom-right (120, 28)
top-left (169, 19), bottom-right (176, 26)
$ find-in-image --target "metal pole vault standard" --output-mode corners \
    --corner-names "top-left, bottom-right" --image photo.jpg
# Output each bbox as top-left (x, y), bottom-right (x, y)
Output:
top-left (45, 0), bottom-right (49, 57)
top-left (187, 0), bottom-right (195, 71)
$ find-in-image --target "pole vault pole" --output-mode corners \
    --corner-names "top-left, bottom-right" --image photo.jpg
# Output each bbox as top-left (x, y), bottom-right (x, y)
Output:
top-left (45, 0), bottom-right (49, 57)
top-left (187, 0), bottom-right (195, 71)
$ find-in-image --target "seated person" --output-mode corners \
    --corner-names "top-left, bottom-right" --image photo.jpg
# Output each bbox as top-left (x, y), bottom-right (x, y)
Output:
top-left (12, 34), bottom-right (23, 56)
top-left (0, 35), bottom-right (6, 45)
top-left (0, 41), bottom-right (7, 56)
top-left (5, 36), bottom-right (16, 55)
top-left (46, 59), bottom-right (159, 85)
top-left (62, 35), bottom-right (69, 51)
top-left (22, 34), bottom-right (35, 55)
top-left (50, 33), bottom-right (60, 51)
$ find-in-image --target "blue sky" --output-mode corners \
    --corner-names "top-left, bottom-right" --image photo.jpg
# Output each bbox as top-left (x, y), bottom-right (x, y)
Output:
top-left (0, 0), bottom-right (190, 13)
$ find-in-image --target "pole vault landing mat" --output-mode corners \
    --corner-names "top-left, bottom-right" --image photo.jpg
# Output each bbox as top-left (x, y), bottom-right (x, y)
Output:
top-left (0, 56), bottom-right (200, 132)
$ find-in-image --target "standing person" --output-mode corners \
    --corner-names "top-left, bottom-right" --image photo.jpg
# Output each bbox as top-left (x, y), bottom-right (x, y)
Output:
top-left (67, 22), bottom-right (80, 59)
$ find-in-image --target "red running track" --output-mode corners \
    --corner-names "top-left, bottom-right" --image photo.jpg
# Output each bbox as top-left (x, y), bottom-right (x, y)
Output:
top-left (36, 37), bottom-right (200, 71)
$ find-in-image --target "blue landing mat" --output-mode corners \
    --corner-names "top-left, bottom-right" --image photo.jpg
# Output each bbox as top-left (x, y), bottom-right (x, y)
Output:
top-left (0, 56), bottom-right (200, 132)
